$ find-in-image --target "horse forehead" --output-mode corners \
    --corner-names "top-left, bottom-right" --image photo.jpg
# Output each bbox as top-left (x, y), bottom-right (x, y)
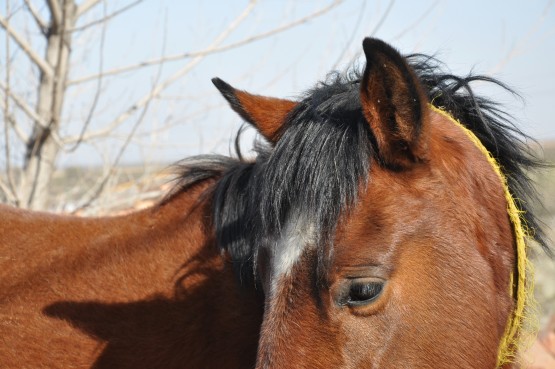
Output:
top-left (268, 169), bottom-right (427, 278)
top-left (268, 216), bottom-right (316, 284)
top-left (335, 174), bottom-right (427, 258)
top-left (266, 108), bottom-right (494, 281)
top-left (339, 108), bottom-right (507, 232)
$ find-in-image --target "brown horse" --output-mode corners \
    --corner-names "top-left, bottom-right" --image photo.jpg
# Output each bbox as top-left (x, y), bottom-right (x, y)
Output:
top-left (0, 38), bottom-right (549, 368)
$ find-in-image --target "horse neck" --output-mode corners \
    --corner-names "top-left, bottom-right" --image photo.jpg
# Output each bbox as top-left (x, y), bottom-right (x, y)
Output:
top-left (0, 181), bottom-right (263, 369)
top-left (0, 182), bottom-right (210, 300)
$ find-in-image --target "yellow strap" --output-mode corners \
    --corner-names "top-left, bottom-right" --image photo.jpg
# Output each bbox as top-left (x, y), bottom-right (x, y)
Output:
top-left (430, 104), bottom-right (535, 368)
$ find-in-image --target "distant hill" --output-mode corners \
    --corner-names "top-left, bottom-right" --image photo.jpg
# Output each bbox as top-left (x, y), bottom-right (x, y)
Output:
top-left (541, 140), bottom-right (555, 162)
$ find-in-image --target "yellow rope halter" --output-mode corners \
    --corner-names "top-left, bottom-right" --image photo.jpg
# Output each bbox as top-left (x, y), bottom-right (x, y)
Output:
top-left (430, 105), bottom-right (536, 368)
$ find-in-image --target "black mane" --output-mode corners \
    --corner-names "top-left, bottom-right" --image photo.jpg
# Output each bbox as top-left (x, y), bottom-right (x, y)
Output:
top-left (171, 53), bottom-right (549, 285)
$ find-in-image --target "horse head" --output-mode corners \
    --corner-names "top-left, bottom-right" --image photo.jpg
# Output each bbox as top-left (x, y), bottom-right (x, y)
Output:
top-left (211, 38), bottom-right (544, 369)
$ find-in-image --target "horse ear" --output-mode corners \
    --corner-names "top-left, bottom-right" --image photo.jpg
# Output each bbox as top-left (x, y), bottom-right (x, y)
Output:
top-left (212, 78), bottom-right (297, 142)
top-left (360, 38), bottom-right (429, 168)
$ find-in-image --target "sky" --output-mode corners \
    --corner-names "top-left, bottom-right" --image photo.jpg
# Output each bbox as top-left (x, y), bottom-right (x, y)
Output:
top-left (2, 0), bottom-right (555, 166)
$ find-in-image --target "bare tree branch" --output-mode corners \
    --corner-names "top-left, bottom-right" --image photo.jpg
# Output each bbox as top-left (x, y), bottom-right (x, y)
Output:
top-left (73, 6), bottom-right (170, 210)
top-left (47, 0), bottom-right (62, 27)
top-left (341, 0), bottom-right (396, 68)
top-left (65, 1), bottom-right (107, 152)
top-left (1, 1), bottom-right (354, 211)
top-left (74, 82), bottom-right (159, 211)
top-left (2, 0), bottom-right (18, 205)
top-left (0, 177), bottom-right (18, 203)
top-left (330, 0), bottom-right (366, 70)
top-left (73, 90), bottom-right (151, 212)
top-left (489, 0), bottom-right (554, 75)
top-left (392, 0), bottom-right (439, 40)
top-left (8, 115), bottom-right (30, 142)
top-left (76, 0), bottom-right (102, 18)
top-left (0, 14), bottom-right (54, 77)
top-left (70, 0), bottom-right (144, 33)
top-left (0, 82), bottom-right (44, 127)
top-left (67, 0), bottom-right (344, 86)
top-left (1, 109), bottom-right (18, 203)
top-left (0, 82), bottom-right (64, 146)
top-left (369, 0), bottom-right (395, 36)
top-left (0, 98), bottom-right (30, 142)
top-left (67, 0), bottom-right (260, 143)
top-left (23, 0), bottom-right (47, 32)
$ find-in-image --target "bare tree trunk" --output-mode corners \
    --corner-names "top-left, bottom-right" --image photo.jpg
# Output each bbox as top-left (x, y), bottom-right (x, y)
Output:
top-left (20, 0), bottom-right (76, 210)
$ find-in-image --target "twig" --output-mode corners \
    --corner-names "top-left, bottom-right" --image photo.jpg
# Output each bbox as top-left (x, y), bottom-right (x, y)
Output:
top-left (70, 0), bottom-right (144, 33)
top-left (67, 0), bottom-right (344, 86)
top-left (0, 14), bottom-right (54, 77)
top-left (23, 0), bottom-right (47, 33)
top-left (0, 177), bottom-right (17, 203)
top-left (73, 6), bottom-right (170, 210)
top-left (489, 0), bottom-right (555, 75)
top-left (0, 84), bottom-right (64, 147)
top-left (65, 0), bottom-right (107, 152)
top-left (343, 0), bottom-right (396, 68)
top-left (329, 0), bottom-right (366, 70)
top-left (76, 0), bottom-right (102, 18)
top-left (73, 80), bottom-right (154, 211)
top-left (122, 102), bottom-right (221, 140)
top-left (0, 88), bottom-right (64, 150)
top-left (369, 0), bottom-right (395, 36)
top-left (2, 0), bottom-right (18, 205)
top-left (0, 98), bottom-right (29, 142)
top-left (67, 0), bottom-right (259, 143)
top-left (392, 0), bottom-right (439, 40)
top-left (1, 82), bottom-right (47, 128)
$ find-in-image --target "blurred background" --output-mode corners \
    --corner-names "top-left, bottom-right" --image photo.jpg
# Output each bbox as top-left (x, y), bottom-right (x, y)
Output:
top-left (1, 0), bottom-right (554, 365)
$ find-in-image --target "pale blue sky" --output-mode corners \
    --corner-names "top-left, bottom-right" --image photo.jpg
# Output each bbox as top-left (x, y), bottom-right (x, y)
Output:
top-left (2, 0), bottom-right (554, 166)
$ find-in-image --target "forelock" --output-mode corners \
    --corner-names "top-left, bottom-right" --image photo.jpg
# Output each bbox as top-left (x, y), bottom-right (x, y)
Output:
top-left (213, 69), bottom-right (375, 286)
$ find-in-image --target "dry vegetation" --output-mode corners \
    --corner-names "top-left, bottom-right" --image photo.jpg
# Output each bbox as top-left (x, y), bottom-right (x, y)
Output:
top-left (525, 140), bottom-right (555, 369)
top-left (533, 141), bottom-right (555, 323)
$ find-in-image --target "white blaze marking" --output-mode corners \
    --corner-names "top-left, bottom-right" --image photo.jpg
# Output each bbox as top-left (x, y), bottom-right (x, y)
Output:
top-left (269, 217), bottom-right (315, 295)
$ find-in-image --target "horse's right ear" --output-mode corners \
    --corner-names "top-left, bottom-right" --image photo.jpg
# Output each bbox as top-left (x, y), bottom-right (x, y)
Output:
top-left (212, 78), bottom-right (297, 142)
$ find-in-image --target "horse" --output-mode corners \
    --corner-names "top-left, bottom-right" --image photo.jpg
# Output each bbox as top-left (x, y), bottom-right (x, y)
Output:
top-left (0, 38), bottom-right (549, 369)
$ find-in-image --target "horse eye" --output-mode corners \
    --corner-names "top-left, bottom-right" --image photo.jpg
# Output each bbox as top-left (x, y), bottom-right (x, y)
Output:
top-left (346, 281), bottom-right (384, 306)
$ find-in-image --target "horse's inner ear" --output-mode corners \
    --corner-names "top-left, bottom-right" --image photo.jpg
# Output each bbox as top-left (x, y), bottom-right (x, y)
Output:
top-left (360, 38), bottom-right (429, 168)
top-left (212, 78), bottom-right (297, 142)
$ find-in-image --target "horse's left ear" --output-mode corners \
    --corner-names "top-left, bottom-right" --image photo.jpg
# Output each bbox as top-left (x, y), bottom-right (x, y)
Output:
top-left (360, 38), bottom-right (429, 168)
top-left (212, 78), bottom-right (297, 142)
